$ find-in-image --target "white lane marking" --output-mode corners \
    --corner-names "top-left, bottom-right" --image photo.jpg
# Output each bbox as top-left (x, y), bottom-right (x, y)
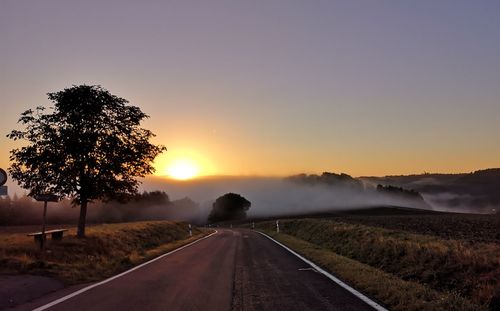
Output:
top-left (298, 267), bottom-right (318, 273)
top-left (33, 230), bottom-right (218, 311)
top-left (256, 231), bottom-right (388, 311)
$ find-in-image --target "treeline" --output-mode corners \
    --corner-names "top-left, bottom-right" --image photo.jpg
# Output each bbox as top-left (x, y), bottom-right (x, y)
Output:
top-left (376, 184), bottom-right (425, 201)
top-left (286, 172), bottom-right (364, 190)
top-left (0, 191), bottom-right (203, 226)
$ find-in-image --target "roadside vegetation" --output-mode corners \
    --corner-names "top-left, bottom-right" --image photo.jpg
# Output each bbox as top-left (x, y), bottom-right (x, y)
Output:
top-left (0, 221), bottom-right (210, 284)
top-left (255, 217), bottom-right (499, 310)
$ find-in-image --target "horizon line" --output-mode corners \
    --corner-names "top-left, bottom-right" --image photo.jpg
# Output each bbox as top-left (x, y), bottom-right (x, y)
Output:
top-left (151, 167), bottom-right (500, 181)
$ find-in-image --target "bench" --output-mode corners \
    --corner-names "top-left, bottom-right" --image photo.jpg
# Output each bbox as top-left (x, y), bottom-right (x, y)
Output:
top-left (27, 229), bottom-right (69, 244)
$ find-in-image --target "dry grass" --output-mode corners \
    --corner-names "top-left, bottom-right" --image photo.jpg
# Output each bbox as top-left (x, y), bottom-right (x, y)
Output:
top-left (0, 221), bottom-right (211, 284)
top-left (255, 219), bottom-right (498, 310)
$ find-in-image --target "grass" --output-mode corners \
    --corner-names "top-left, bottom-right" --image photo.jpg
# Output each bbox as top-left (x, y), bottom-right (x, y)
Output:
top-left (0, 221), bottom-right (211, 284)
top-left (254, 218), bottom-right (498, 310)
top-left (263, 232), bottom-right (481, 311)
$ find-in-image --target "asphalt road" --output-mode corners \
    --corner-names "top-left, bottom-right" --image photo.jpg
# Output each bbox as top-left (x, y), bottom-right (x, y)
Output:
top-left (20, 229), bottom-right (376, 311)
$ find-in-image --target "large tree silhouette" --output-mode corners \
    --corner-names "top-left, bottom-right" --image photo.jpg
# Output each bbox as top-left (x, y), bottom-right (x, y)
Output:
top-left (8, 85), bottom-right (166, 237)
top-left (208, 193), bottom-right (251, 223)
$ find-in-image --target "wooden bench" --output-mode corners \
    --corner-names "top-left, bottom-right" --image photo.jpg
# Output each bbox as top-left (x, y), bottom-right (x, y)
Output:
top-left (27, 229), bottom-right (69, 244)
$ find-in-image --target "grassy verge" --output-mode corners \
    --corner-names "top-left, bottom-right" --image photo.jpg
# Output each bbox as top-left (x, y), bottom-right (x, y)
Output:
top-left (262, 231), bottom-right (481, 311)
top-left (0, 221), bottom-right (212, 284)
top-left (256, 219), bottom-right (497, 310)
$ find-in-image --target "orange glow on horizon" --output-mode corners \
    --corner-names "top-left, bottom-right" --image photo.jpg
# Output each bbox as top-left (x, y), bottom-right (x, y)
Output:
top-left (166, 158), bottom-right (199, 180)
top-left (153, 148), bottom-right (215, 180)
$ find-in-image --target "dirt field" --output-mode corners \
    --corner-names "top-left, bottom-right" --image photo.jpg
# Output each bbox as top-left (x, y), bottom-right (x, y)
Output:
top-left (332, 213), bottom-right (500, 243)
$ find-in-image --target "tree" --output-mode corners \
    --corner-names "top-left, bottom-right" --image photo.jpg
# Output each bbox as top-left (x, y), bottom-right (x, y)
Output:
top-left (7, 85), bottom-right (166, 237)
top-left (208, 193), bottom-right (251, 223)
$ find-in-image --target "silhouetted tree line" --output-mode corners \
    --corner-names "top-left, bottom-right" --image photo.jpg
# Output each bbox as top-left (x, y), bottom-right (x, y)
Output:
top-left (287, 172), bottom-right (364, 190)
top-left (376, 185), bottom-right (425, 201)
top-left (0, 191), bottom-right (202, 226)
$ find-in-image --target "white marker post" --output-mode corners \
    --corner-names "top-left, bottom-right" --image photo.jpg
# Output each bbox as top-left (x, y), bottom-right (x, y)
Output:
top-left (276, 220), bottom-right (280, 233)
top-left (188, 224), bottom-right (192, 237)
top-left (252, 222), bottom-right (255, 229)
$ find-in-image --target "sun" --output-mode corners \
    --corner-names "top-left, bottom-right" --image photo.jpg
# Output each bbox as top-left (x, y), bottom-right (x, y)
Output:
top-left (166, 159), bottom-right (200, 180)
top-left (154, 149), bottom-right (215, 179)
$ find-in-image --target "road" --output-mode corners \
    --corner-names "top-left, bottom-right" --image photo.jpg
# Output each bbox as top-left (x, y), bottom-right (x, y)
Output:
top-left (18, 229), bottom-right (377, 311)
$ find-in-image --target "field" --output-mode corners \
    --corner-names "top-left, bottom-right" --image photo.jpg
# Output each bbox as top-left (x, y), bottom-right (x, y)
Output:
top-left (0, 221), bottom-right (210, 284)
top-left (253, 210), bottom-right (499, 311)
top-left (330, 211), bottom-right (500, 244)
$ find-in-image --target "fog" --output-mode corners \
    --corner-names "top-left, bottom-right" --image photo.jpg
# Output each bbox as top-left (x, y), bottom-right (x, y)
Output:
top-left (142, 176), bottom-right (432, 220)
top-left (6, 174), bottom-right (483, 226)
top-left (422, 193), bottom-right (498, 214)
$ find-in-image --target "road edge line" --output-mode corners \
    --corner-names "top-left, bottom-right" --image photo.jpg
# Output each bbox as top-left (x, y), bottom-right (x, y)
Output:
top-left (256, 231), bottom-right (388, 311)
top-left (33, 230), bottom-right (218, 311)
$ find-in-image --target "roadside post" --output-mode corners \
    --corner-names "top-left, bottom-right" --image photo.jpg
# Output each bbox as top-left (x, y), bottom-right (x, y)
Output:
top-left (188, 224), bottom-right (192, 237)
top-left (34, 194), bottom-right (59, 251)
top-left (0, 168), bottom-right (7, 196)
top-left (276, 220), bottom-right (280, 233)
top-left (252, 222), bottom-right (255, 229)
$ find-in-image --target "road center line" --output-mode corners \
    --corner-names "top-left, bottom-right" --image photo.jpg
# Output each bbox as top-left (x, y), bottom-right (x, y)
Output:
top-left (256, 231), bottom-right (388, 311)
top-left (33, 230), bottom-right (218, 311)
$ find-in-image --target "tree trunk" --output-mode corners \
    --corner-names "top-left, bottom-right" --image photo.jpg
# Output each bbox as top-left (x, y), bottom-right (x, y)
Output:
top-left (77, 200), bottom-right (88, 238)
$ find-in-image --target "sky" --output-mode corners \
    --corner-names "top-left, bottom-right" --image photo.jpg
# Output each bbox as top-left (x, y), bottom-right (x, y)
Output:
top-left (1, 0), bottom-right (500, 180)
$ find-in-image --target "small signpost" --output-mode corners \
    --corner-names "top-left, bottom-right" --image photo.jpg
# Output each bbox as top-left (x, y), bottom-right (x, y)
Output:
top-left (34, 194), bottom-right (59, 251)
top-left (188, 224), bottom-right (192, 237)
top-left (0, 168), bottom-right (7, 196)
top-left (276, 220), bottom-right (280, 233)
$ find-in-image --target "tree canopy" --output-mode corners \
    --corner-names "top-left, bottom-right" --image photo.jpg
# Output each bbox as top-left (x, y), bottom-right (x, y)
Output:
top-left (8, 85), bottom-right (166, 237)
top-left (208, 193), bottom-right (251, 223)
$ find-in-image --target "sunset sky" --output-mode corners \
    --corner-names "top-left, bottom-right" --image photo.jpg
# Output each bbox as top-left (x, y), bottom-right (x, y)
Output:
top-left (1, 0), bottom-right (499, 179)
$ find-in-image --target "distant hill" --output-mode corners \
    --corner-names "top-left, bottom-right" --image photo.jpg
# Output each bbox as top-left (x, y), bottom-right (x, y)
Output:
top-left (455, 168), bottom-right (500, 185)
top-left (284, 169), bottom-right (500, 213)
top-left (360, 168), bottom-right (500, 212)
top-left (285, 171), bottom-right (431, 210)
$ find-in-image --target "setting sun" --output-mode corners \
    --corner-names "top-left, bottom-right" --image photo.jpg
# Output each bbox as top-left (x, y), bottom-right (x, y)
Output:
top-left (166, 159), bottom-right (200, 180)
top-left (154, 149), bottom-right (215, 180)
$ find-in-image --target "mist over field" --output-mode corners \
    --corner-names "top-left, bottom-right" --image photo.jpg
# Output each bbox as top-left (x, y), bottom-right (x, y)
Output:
top-left (142, 175), bottom-right (432, 220)
top-left (361, 168), bottom-right (500, 214)
top-left (3, 168), bottom-right (497, 226)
